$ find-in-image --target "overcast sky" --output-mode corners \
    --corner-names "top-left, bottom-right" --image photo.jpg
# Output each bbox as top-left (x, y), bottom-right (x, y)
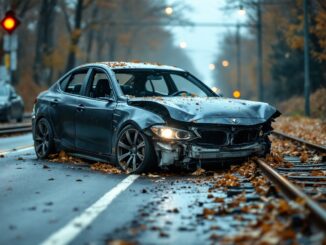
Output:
top-left (167, 0), bottom-right (246, 87)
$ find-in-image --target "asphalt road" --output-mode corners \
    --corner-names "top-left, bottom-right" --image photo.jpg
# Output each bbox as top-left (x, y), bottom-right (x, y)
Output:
top-left (0, 133), bottom-right (263, 245)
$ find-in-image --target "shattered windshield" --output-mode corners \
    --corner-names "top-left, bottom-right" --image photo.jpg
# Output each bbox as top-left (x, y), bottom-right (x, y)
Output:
top-left (114, 70), bottom-right (213, 97)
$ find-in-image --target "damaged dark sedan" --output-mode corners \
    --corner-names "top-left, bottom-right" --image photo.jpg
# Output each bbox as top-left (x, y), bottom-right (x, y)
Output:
top-left (32, 62), bottom-right (280, 173)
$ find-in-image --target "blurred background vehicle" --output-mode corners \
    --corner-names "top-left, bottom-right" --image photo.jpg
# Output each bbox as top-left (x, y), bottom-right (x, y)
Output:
top-left (0, 82), bottom-right (24, 122)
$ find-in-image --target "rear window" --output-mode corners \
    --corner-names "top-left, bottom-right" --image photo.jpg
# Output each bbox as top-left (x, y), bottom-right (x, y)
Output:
top-left (61, 70), bottom-right (88, 95)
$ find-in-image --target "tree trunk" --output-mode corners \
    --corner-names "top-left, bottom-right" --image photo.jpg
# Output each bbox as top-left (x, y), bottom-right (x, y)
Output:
top-left (65, 0), bottom-right (84, 72)
top-left (86, 4), bottom-right (98, 62)
top-left (33, 0), bottom-right (57, 86)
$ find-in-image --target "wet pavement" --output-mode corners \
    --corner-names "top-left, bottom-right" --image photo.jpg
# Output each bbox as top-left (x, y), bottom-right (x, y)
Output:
top-left (0, 133), bottom-right (325, 245)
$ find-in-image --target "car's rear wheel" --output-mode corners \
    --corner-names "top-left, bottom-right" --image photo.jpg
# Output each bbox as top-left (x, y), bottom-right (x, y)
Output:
top-left (5, 111), bottom-right (12, 122)
top-left (34, 118), bottom-right (55, 159)
top-left (17, 108), bottom-right (23, 122)
top-left (17, 116), bottom-right (23, 123)
top-left (116, 125), bottom-right (156, 174)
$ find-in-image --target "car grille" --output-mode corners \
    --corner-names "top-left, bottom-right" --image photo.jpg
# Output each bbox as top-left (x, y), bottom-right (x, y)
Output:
top-left (233, 129), bottom-right (259, 144)
top-left (195, 130), bottom-right (227, 146)
top-left (194, 127), bottom-right (260, 147)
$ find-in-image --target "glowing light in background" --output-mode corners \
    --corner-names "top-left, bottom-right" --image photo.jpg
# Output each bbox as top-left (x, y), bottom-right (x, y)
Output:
top-left (3, 17), bottom-right (15, 30)
top-left (221, 60), bottom-right (229, 67)
top-left (208, 63), bottom-right (216, 70)
top-left (238, 5), bottom-right (246, 16)
top-left (165, 6), bottom-right (173, 16)
top-left (233, 90), bottom-right (241, 98)
top-left (179, 41), bottom-right (187, 49)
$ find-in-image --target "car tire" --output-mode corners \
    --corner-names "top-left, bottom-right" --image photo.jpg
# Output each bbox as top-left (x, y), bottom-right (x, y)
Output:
top-left (34, 118), bottom-right (55, 159)
top-left (116, 124), bottom-right (156, 174)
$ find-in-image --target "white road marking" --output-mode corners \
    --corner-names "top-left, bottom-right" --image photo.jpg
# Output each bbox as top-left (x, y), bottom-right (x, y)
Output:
top-left (40, 174), bottom-right (139, 245)
top-left (0, 145), bottom-right (34, 156)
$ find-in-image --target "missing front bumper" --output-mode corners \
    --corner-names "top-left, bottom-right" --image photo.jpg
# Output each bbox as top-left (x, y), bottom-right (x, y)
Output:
top-left (154, 141), bottom-right (265, 166)
top-left (187, 143), bottom-right (264, 159)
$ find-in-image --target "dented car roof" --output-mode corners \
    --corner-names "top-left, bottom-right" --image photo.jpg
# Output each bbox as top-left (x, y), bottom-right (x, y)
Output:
top-left (88, 61), bottom-right (185, 71)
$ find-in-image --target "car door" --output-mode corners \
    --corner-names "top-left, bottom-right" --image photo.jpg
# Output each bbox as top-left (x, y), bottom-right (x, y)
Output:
top-left (52, 68), bottom-right (90, 150)
top-left (75, 68), bottom-right (117, 155)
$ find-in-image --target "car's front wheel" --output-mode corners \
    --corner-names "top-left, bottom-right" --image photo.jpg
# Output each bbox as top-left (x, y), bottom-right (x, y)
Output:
top-left (34, 118), bottom-right (55, 159)
top-left (116, 125), bottom-right (156, 174)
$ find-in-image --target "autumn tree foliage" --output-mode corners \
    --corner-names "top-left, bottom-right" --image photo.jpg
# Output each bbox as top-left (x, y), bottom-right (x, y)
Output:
top-left (271, 0), bottom-right (326, 101)
top-left (213, 0), bottom-right (326, 103)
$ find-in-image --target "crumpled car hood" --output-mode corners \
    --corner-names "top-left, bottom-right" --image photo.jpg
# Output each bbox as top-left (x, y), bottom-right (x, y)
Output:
top-left (128, 97), bottom-right (280, 125)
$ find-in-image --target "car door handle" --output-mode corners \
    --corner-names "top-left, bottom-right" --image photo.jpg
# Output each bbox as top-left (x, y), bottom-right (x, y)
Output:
top-left (50, 99), bottom-right (59, 106)
top-left (77, 104), bottom-right (85, 112)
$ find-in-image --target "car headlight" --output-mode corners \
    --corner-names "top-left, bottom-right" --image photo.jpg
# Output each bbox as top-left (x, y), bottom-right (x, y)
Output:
top-left (151, 125), bottom-right (195, 140)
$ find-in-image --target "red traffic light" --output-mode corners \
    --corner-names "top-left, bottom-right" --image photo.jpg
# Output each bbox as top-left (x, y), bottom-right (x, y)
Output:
top-left (1, 10), bottom-right (20, 34)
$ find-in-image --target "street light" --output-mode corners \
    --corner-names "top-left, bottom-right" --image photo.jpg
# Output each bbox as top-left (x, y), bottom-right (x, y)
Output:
top-left (238, 5), bottom-right (246, 16)
top-left (221, 60), bottom-right (229, 67)
top-left (208, 63), bottom-right (216, 70)
top-left (165, 6), bottom-right (173, 16)
top-left (179, 41), bottom-right (187, 49)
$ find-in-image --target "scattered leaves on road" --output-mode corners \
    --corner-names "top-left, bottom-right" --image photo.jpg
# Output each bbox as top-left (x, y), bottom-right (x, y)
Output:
top-left (90, 162), bottom-right (122, 174)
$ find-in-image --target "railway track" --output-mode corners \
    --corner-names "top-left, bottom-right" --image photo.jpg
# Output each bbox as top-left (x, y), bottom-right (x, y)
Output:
top-left (256, 131), bottom-right (326, 230)
top-left (0, 113), bottom-right (32, 136)
top-left (272, 130), bottom-right (326, 153)
top-left (0, 123), bottom-right (32, 136)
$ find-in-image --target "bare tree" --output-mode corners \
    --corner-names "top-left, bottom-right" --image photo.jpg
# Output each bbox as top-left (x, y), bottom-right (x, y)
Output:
top-left (33, 0), bottom-right (58, 86)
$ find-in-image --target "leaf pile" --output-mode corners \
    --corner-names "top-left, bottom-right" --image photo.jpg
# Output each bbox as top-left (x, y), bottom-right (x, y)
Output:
top-left (49, 151), bottom-right (86, 164)
top-left (273, 116), bottom-right (326, 146)
top-left (90, 162), bottom-right (122, 174)
top-left (48, 150), bottom-right (122, 174)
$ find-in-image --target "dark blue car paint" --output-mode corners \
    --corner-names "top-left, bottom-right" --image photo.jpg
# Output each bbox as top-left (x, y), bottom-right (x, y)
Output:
top-left (32, 63), bottom-right (280, 163)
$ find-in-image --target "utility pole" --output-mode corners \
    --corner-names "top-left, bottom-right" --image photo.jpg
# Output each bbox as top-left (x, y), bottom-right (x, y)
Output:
top-left (236, 23), bottom-right (241, 91)
top-left (256, 0), bottom-right (263, 101)
top-left (303, 0), bottom-right (310, 116)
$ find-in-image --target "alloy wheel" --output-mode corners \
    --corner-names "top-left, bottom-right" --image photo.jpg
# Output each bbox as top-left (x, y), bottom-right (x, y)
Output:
top-left (34, 120), bottom-right (50, 158)
top-left (117, 128), bottom-right (146, 172)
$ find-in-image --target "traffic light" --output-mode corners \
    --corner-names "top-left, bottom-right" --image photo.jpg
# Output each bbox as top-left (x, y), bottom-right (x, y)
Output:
top-left (1, 10), bottom-right (20, 34)
top-left (233, 90), bottom-right (241, 99)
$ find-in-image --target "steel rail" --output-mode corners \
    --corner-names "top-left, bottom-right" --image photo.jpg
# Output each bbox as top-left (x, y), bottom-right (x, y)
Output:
top-left (255, 158), bottom-right (326, 230)
top-left (0, 123), bottom-right (32, 136)
top-left (23, 113), bottom-right (32, 119)
top-left (272, 130), bottom-right (326, 153)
